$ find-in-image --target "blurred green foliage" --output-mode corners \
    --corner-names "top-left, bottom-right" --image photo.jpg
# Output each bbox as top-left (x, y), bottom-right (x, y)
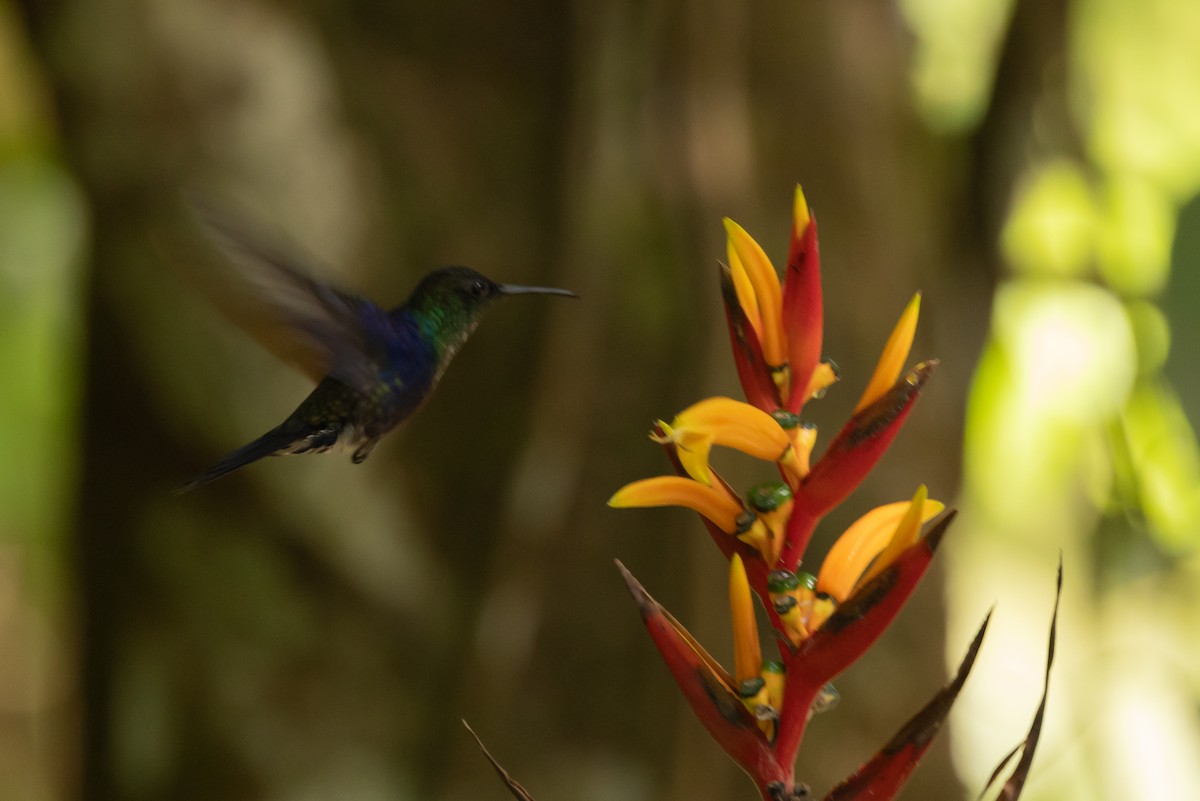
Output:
top-left (0, 5), bottom-right (87, 800)
top-left (914, 0), bottom-right (1200, 798)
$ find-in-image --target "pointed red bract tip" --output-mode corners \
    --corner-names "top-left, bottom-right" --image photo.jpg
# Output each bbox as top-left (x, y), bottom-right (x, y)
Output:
top-left (615, 560), bottom-right (781, 781)
top-left (821, 609), bottom-right (990, 801)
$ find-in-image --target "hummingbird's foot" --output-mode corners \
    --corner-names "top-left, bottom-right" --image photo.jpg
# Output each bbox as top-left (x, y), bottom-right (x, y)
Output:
top-left (351, 441), bottom-right (377, 464)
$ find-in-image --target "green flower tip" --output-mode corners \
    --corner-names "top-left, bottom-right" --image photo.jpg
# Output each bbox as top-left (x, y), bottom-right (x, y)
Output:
top-left (748, 482), bottom-right (794, 513)
top-left (770, 410), bottom-right (802, 429)
top-left (813, 683), bottom-right (840, 714)
top-left (767, 569), bottom-right (801, 593)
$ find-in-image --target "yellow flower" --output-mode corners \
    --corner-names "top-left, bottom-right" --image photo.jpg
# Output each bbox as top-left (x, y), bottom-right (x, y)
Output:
top-left (821, 486), bottom-right (940, 604)
top-left (745, 482), bottom-right (794, 565)
top-left (608, 475), bottom-right (797, 565)
top-left (766, 486), bottom-right (944, 645)
top-left (607, 476), bottom-right (745, 534)
top-left (729, 554), bottom-right (762, 684)
top-left (725, 218), bottom-right (786, 379)
top-left (802, 361), bottom-right (839, 402)
top-left (854, 292), bottom-right (921, 414)
top-left (651, 397), bottom-right (803, 486)
top-left (729, 554), bottom-right (775, 738)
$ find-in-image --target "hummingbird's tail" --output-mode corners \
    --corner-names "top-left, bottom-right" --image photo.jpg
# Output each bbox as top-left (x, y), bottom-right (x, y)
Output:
top-left (174, 424), bottom-right (300, 493)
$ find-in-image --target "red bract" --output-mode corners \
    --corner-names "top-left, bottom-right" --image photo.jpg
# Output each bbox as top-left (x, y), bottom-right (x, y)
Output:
top-left (785, 361), bottom-right (938, 561)
top-left (616, 561), bottom-right (783, 784)
top-left (781, 195), bottom-right (823, 413)
top-left (822, 613), bottom-right (990, 801)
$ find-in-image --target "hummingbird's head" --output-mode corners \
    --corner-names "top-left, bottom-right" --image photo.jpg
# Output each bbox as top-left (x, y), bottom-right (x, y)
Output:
top-left (410, 266), bottom-right (504, 315)
top-left (407, 266), bottom-right (576, 352)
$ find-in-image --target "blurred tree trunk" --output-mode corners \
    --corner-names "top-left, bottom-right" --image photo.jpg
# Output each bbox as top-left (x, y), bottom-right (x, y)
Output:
top-left (12, 0), bottom-right (1004, 799)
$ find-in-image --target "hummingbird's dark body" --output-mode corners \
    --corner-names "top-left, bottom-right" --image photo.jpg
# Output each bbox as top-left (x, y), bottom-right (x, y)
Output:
top-left (178, 209), bottom-right (575, 492)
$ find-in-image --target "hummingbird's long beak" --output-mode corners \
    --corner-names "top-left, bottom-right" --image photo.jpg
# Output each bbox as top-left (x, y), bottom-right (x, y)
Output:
top-left (497, 283), bottom-right (579, 298)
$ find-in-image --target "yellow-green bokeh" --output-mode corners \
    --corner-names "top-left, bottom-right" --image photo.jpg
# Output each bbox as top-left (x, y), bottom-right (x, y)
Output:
top-left (918, 0), bottom-right (1200, 797)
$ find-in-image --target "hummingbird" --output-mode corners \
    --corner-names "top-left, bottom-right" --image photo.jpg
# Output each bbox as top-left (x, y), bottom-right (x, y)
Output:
top-left (176, 204), bottom-right (577, 492)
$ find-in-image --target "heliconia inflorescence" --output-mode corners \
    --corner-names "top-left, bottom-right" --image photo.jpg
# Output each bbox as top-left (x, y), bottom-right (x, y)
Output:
top-left (607, 186), bottom-right (974, 801)
top-left (470, 185), bottom-right (1059, 801)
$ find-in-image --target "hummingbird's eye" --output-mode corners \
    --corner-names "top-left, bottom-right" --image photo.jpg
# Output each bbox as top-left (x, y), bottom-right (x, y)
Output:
top-left (469, 279), bottom-right (488, 298)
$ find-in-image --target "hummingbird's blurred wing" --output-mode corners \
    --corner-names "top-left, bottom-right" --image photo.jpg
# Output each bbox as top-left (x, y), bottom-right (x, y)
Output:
top-left (187, 200), bottom-right (388, 393)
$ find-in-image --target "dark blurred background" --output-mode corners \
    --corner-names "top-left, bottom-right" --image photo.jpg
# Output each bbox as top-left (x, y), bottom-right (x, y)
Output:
top-left (2, 1), bottom-right (1199, 800)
